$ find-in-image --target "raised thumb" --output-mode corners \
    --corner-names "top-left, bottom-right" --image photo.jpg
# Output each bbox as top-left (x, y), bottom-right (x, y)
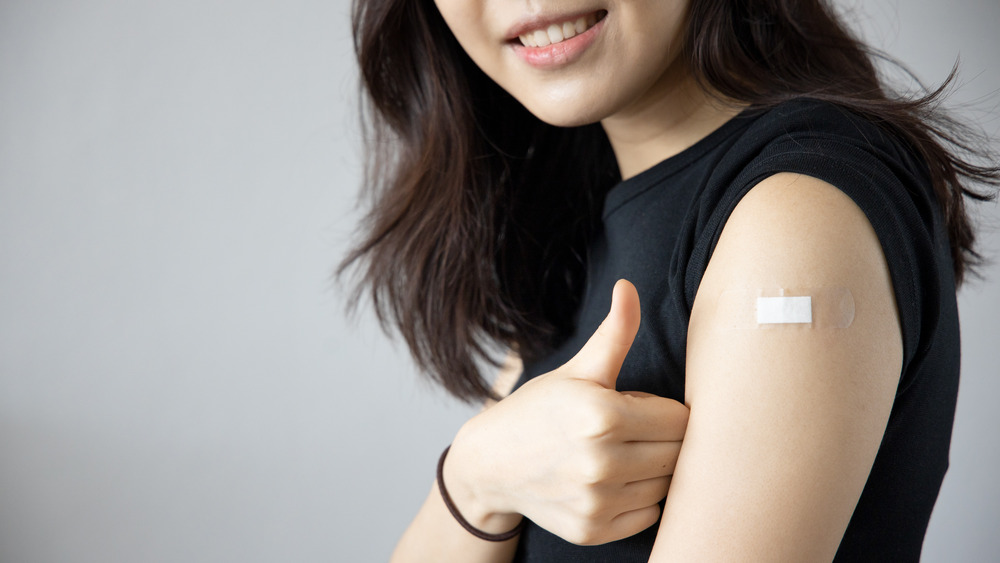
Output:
top-left (565, 279), bottom-right (641, 389)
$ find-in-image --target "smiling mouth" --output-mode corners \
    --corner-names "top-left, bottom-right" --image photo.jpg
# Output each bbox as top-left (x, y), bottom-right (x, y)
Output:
top-left (517, 10), bottom-right (607, 48)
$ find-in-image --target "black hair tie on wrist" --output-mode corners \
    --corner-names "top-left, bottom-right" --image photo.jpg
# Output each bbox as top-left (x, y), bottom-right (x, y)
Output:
top-left (436, 445), bottom-right (525, 542)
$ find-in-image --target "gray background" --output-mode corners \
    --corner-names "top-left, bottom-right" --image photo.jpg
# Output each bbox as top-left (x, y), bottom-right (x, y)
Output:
top-left (0, 0), bottom-right (996, 561)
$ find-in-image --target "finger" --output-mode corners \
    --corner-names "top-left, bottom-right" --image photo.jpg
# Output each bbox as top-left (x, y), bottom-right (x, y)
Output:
top-left (618, 475), bottom-right (672, 512)
top-left (610, 441), bottom-right (683, 482)
top-left (619, 390), bottom-right (658, 398)
top-left (614, 393), bottom-right (690, 441)
top-left (564, 279), bottom-right (641, 390)
top-left (605, 504), bottom-right (662, 543)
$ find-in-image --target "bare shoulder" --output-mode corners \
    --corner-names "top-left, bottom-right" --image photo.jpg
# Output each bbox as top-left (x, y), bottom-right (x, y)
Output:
top-left (688, 171), bottom-right (904, 396)
top-left (704, 171), bottom-right (894, 290)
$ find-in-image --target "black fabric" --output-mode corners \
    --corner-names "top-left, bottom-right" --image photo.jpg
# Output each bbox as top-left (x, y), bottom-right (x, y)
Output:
top-left (511, 99), bottom-right (959, 562)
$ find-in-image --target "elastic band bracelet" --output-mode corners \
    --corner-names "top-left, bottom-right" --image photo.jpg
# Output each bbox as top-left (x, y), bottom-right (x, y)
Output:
top-left (436, 445), bottom-right (525, 542)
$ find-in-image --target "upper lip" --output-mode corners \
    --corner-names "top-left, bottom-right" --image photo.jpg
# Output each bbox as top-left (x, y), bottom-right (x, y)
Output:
top-left (504, 9), bottom-right (602, 41)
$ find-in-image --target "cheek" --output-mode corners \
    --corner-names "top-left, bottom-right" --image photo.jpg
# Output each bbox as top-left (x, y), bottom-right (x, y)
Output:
top-left (434, 1), bottom-right (494, 66)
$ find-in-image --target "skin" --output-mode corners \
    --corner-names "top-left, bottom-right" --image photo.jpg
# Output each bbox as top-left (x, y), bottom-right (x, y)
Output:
top-left (393, 280), bottom-right (689, 560)
top-left (650, 173), bottom-right (901, 561)
top-left (392, 1), bottom-right (903, 561)
top-left (436, 0), bottom-right (690, 128)
top-left (435, 0), bottom-right (741, 178)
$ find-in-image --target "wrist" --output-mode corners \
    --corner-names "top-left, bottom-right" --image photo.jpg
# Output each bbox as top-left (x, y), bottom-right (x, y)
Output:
top-left (441, 422), bottom-right (523, 534)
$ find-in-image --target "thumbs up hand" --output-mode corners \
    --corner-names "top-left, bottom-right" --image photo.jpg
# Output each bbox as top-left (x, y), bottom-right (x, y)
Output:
top-left (443, 280), bottom-right (690, 546)
top-left (562, 277), bottom-right (642, 390)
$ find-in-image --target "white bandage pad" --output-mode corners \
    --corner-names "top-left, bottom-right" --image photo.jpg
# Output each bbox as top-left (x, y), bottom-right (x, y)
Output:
top-left (715, 287), bottom-right (855, 330)
top-left (756, 296), bottom-right (812, 324)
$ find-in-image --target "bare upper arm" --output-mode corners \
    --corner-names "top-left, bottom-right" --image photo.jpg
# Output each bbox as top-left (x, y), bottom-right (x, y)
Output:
top-left (649, 173), bottom-right (903, 561)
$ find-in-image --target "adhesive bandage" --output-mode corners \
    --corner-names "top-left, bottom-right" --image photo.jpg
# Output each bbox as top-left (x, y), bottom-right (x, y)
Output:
top-left (715, 287), bottom-right (855, 330)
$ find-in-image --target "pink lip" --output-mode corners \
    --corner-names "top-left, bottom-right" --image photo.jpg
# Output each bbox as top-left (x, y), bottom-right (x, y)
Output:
top-left (509, 12), bottom-right (606, 69)
top-left (504, 9), bottom-right (603, 40)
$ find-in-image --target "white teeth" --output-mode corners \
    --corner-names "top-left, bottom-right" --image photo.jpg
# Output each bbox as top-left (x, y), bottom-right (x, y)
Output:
top-left (546, 24), bottom-right (564, 44)
top-left (518, 13), bottom-right (599, 48)
top-left (533, 29), bottom-right (550, 47)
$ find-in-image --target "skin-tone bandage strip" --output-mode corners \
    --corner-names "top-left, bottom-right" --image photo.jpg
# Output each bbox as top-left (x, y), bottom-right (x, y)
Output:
top-left (715, 287), bottom-right (855, 330)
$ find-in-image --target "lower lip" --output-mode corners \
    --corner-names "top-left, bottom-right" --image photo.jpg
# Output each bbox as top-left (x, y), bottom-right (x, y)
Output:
top-left (510, 16), bottom-right (606, 69)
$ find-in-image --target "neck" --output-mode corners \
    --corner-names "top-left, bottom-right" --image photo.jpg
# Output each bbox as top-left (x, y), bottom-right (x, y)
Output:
top-left (601, 63), bottom-right (744, 180)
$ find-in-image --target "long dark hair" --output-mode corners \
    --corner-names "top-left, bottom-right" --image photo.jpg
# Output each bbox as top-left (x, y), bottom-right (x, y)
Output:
top-left (341, 0), bottom-right (998, 403)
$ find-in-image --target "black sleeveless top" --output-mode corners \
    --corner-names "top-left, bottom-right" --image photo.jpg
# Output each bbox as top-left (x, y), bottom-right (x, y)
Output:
top-left (511, 99), bottom-right (959, 562)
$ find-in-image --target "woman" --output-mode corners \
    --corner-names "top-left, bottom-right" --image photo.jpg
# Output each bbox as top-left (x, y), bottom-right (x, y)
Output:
top-left (342, 0), bottom-right (997, 561)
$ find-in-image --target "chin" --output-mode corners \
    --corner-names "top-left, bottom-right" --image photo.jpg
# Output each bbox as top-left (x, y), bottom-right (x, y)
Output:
top-left (519, 98), bottom-right (611, 128)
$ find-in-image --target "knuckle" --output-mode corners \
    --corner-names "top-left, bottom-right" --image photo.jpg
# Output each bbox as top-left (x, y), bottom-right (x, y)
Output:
top-left (578, 457), bottom-right (611, 485)
top-left (581, 522), bottom-right (612, 546)
top-left (578, 403), bottom-right (620, 440)
top-left (567, 523), bottom-right (604, 546)
top-left (575, 491), bottom-right (603, 519)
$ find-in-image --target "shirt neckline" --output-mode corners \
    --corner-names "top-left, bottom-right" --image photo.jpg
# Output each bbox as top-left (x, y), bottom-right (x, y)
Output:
top-left (603, 107), bottom-right (758, 219)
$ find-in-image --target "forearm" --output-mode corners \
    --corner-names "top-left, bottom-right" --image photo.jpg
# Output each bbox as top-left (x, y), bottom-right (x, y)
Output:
top-left (392, 359), bottom-right (523, 563)
top-left (390, 478), bottom-right (520, 563)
